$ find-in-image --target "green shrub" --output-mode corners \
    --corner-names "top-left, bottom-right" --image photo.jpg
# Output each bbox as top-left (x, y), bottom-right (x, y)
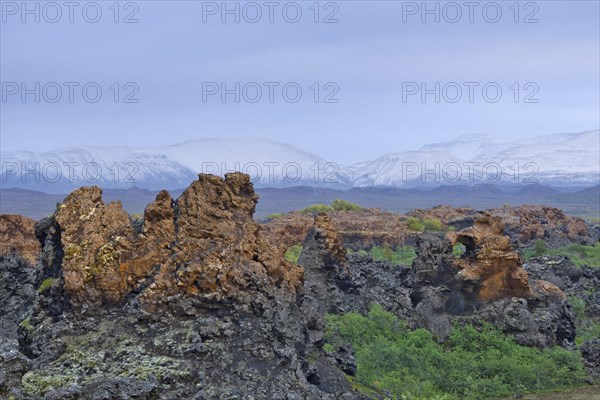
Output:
top-left (302, 200), bottom-right (362, 214)
top-left (382, 245), bottom-right (394, 262)
top-left (406, 216), bottom-right (444, 232)
top-left (534, 239), bottom-right (548, 256)
top-left (265, 213), bottom-right (285, 221)
top-left (325, 303), bottom-right (587, 400)
top-left (423, 217), bottom-right (444, 231)
top-left (523, 243), bottom-right (600, 268)
top-left (38, 278), bottom-right (56, 293)
top-left (558, 243), bottom-right (600, 268)
top-left (331, 199), bottom-right (362, 211)
top-left (284, 244), bottom-right (302, 264)
top-left (452, 243), bottom-right (466, 258)
top-left (322, 343), bottom-right (335, 353)
top-left (406, 217), bottom-right (424, 232)
top-left (301, 204), bottom-right (333, 214)
top-left (347, 249), bottom-right (365, 257)
top-left (19, 318), bottom-right (34, 334)
top-left (576, 320), bottom-right (600, 346)
top-left (348, 245), bottom-right (419, 266)
top-left (568, 296), bottom-right (586, 321)
top-left (369, 246), bottom-right (416, 266)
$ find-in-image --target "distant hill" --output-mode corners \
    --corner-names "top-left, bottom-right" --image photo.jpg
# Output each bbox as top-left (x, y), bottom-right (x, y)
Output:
top-left (1, 130), bottom-right (598, 192)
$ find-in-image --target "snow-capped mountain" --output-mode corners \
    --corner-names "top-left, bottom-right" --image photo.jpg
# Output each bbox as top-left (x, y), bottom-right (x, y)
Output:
top-left (1, 147), bottom-right (197, 193)
top-left (348, 130), bottom-right (599, 187)
top-left (419, 134), bottom-right (517, 160)
top-left (0, 138), bottom-right (343, 193)
top-left (159, 138), bottom-right (338, 187)
top-left (1, 131), bottom-right (598, 192)
top-left (477, 130), bottom-right (600, 185)
top-left (346, 151), bottom-right (465, 187)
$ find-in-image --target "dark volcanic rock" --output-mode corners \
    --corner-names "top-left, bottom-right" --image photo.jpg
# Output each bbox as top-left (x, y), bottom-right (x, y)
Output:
top-left (0, 253), bottom-right (37, 342)
top-left (580, 338), bottom-right (600, 377)
top-left (473, 286), bottom-right (576, 348)
top-left (2, 174), bottom-right (365, 399)
top-left (525, 256), bottom-right (600, 318)
top-left (405, 214), bottom-right (575, 347)
top-left (299, 213), bottom-right (352, 314)
top-left (1, 179), bottom-right (594, 398)
top-left (488, 205), bottom-right (593, 247)
top-left (0, 253), bottom-right (37, 394)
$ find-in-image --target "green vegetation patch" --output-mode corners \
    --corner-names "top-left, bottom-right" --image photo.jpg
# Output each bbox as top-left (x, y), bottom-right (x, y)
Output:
top-left (406, 216), bottom-right (446, 232)
top-left (348, 245), bottom-right (417, 266)
top-left (423, 217), bottom-right (444, 231)
top-left (523, 243), bottom-right (600, 268)
top-left (331, 199), bottom-right (362, 211)
top-left (284, 244), bottom-right (302, 264)
top-left (38, 278), bottom-right (56, 293)
top-left (406, 217), bottom-right (424, 232)
top-left (452, 243), bottom-right (466, 258)
top-left (19, 318), bottom-right (34, 334)
top-left (302, 203), bottom-right (333, 214)
top-left (264, 212), bottom-right (285, 221)
top-left (325, 303), bottom-right (587, 400)
top-left (566, 296), bottom-right (600, 346)
top-left (576, 320), bottom-right (600, 346)
top-left (301, 199), bottom-right (362, 214)
top-left (568, 296), bottom-right (586, 321)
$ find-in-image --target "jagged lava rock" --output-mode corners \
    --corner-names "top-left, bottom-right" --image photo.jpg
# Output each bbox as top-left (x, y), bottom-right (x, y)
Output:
top-left (407, 205), bottom-right (476, 226)
top-left (408, 214), bottom-right (574, 346)
top-left (488, 205), bottom-right (592, 246)
top-left (50, 173), bottom-right (303, 311)
top-left (54, 186), bottom-right (136, 305)
top-left (262, 208), bottom-right (415, 252)
top-left (140, 173), bottom-right (303, 312)
top-left (298, 213), bottom-right (351, 314)
top-left (0, 214), bottom-right (39, 265)
top-left (449, 215), bottom-right (533, 302)
top-left (7, 178), bottom-right (363, 399)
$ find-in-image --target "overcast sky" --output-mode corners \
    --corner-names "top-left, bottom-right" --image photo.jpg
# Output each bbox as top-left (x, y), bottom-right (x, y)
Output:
top-left (1, 0), bottom-right (599, 163)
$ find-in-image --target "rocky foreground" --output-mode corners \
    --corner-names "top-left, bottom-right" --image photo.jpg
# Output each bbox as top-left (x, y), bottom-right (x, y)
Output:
top-left (0, 173), bottom-right (599, 399)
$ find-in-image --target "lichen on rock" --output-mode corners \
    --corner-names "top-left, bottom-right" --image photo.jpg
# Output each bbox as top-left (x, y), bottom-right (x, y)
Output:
top-left (47, 173), bottom-right (303, 312)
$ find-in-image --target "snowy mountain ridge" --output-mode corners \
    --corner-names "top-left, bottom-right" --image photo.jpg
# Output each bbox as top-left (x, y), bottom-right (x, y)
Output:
top-left (1, 130), bottom-right (598, 192)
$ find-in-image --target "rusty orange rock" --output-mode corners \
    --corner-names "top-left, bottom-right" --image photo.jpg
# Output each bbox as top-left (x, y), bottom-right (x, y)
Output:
top-left (488, 205), bottom-right (591, 244)
top-left (408, 205), bottom-right (475, 224)
top-left (140, 173), bottom-right (303, 311)
top-left (50, 173), bottom-right (303, 311)
top-left (55, 186), bottom-right (135, 305)
top-left (262, 208), bottom-right (414, 252)
top-left (0, 214), bottom-right (39, 265)
top-left (450, 215), bottom-right (533, 302)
